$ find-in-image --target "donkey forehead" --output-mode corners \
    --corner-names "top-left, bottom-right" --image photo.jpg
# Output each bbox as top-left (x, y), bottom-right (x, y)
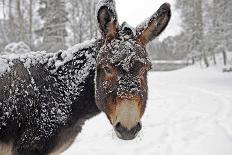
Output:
top-left (97, 38), bottom-right (150, 71)
top-left (119, 22), bottom-right (136, 38)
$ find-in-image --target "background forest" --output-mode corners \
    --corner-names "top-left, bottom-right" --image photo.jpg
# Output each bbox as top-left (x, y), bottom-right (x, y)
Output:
top-left (0, 0), bottom-right (99, 53)
top-left (0, 0), bottom-right (231, 67)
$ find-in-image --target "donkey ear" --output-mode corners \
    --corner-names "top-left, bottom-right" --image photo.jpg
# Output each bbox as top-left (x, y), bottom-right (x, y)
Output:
top-left (97, 0), bottom-right (119, 41)
top-left (136, 3), bottom-right (171, 46)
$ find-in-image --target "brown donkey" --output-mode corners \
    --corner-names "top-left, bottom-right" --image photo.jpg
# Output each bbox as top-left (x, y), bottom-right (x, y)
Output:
top-left (95, 0), bottom-right (171, 140)
top-left (0, 0), bottom-right (171, 154)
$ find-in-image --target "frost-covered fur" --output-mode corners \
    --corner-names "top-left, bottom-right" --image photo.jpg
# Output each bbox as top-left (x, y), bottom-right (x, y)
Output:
top-left (0, 40), bottom-right (103, 155)
top-left (0, 0), bottom-right (171, 154)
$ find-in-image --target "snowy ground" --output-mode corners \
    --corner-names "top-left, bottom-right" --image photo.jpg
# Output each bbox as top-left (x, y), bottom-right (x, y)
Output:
top-left (63, 65), bottom-right (232, 155)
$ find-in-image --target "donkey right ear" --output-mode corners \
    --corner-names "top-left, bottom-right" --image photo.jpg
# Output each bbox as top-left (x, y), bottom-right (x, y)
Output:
top-left (97, 0), bottom-right (119, 41)
top-left (136, 3), bottom-right (171, 46)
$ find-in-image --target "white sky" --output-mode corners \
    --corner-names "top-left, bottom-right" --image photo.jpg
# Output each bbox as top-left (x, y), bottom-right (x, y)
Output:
top-left (116, 0), bottom-right (182, 40)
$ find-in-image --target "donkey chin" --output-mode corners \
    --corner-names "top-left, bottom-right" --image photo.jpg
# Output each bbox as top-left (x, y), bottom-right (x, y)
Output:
top-left (107, 97), bottom-right (144, 140)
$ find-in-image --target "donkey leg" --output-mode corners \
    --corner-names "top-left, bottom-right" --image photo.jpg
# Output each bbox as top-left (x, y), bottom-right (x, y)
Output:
top-left (12, 128), bottom-right (50, 155)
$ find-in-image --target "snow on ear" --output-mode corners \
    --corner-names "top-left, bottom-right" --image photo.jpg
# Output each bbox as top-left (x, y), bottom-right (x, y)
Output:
top-left (136, 3), bottom-right (171, 46)
top-left (96, 0), bottom-right (119, 41)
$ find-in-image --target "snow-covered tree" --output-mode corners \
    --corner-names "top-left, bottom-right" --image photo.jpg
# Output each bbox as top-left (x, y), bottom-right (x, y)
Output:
top-left (204, 0), bottom-right (232, 65)
top-left (0, 0), bottom-right (39, 51)
top-left (67, 0), bottom-right (98, 46)
top-left (176, 0), bottom-right (209, 67)
top-left (36, 0), bottom-right (68, 52)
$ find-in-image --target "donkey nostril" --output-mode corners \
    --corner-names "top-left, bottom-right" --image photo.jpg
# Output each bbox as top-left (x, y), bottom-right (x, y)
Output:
top-left (130, 122), bottom-right (142, 135)
top-left (116, 122), bottom-right (120, 128)
top-left (115, 122), bottom-right (123, 132)
top-left (136, 122), bottom-right (142, 132)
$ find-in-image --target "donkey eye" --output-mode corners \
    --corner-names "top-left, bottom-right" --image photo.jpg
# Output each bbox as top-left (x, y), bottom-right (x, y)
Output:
top-left (103, 66), bottom-right (113, 75)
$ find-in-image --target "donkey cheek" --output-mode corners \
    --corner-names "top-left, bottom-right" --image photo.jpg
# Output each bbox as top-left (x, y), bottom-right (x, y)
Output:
top-left (105, 101), bottom-right (117, 124)
top-left (138, 101), bottom-right (146, 118)
top-left (133, 97), bottom-right (145, 119)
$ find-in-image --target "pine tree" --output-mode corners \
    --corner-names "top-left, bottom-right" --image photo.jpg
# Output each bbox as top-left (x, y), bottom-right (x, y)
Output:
top-left (36, 0), bottom-right (68, 52)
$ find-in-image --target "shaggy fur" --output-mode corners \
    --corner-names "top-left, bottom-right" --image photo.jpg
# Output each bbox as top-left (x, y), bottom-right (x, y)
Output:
top-left (0, 42), bottom-right (103, 155)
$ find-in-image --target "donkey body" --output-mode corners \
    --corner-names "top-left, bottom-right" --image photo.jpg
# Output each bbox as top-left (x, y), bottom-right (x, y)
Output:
top-left (0, 40), bottom-right (102, 155)
top-left (0, 0), bottom-right (171, 154)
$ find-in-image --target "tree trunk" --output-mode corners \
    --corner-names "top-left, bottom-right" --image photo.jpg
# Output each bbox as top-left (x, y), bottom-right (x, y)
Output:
top-left (71, 2), bottom-right (77, 45)
top-left (192, 57), bottom-right (195, 65)
top-left (8, 0), bottom-right (12, 19)
top-left (203, 51), bottom-right (209, 67)
top-left (222, 49), bottom-right (227, 66)
top-left (17, 0), bottom-right (25, 41)
top-left (213, 53), bottom-right (217, 65)
top-left (78, 19), bottom-right (83, 43)
top-left (29, 0), bottom-right (33, 48)
top-left (196, 0), bottom-right (209, 67)
top-left (2, 0), bottom-right (5, 21)
top-left (1, 0), bottom-right (9, 43)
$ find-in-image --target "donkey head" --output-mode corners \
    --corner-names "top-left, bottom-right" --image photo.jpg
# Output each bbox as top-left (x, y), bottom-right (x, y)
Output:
top-left (95, 0), bottom-right (171, 140)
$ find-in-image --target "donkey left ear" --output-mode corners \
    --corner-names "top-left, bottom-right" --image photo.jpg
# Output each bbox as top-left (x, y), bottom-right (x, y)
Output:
top-left (136, 3), bottom-right (171, 46)
top-left (97, 0), bottom-right (119, 41)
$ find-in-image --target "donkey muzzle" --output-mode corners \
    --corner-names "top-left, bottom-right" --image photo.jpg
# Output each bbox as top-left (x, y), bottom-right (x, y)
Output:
top-left (111, 98), bottom-right (143, 140)
top-left (114, 122), bottom-right (142, 140)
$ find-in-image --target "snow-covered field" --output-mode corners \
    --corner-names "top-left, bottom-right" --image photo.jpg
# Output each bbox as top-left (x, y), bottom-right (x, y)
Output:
top-left (63, 65), bottom-right (232, 155)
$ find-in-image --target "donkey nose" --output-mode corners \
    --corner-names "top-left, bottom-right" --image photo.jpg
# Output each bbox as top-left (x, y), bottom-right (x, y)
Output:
top-left (114, 122), bottom-right (142, 140)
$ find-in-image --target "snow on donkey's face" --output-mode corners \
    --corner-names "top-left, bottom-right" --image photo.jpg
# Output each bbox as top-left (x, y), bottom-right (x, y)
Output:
top-left (95, 0), bottom-right (171, 140)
